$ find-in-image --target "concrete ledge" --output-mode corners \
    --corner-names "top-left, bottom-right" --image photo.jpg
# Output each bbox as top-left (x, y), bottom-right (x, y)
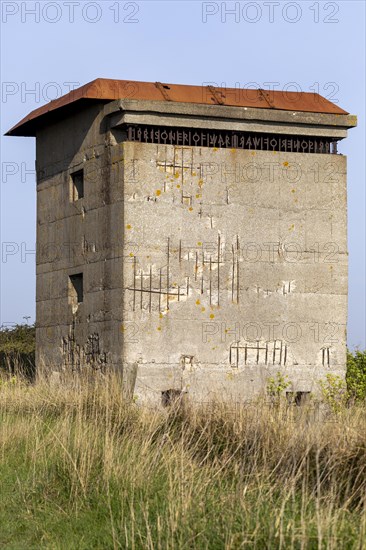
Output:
top-left (105, 98), bottom-right (357, 135)
top-left (110, 111), bottom-right (349, 139)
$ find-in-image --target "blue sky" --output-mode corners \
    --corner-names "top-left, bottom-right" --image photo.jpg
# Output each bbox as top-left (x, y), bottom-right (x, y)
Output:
top-left (1, 0), bottom-right (365, 348)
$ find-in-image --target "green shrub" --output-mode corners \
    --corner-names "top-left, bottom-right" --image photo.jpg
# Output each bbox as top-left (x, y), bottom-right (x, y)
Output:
top-left (319, 373), bottom-right (348, 412)
top-left (319, 350), bottom-right (366, 410)
top-left (346, 349), bottom-right (366, 402)
top-left (266, 371), bottom-right (290, 404)
top-left (0, 324), bottom-right (35, 380)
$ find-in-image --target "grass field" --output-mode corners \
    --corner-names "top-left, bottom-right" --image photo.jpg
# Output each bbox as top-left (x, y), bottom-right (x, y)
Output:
top-left (0, 375), bottom-right (365, 549)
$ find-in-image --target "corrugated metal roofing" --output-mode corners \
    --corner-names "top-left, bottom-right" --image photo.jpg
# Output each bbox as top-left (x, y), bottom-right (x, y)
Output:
top-left (6, 78), bottom-right (349, 137)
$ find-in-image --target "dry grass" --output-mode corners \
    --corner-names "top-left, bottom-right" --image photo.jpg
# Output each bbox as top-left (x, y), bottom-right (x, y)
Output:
top-left (0, 373), bottom-right (365, 549)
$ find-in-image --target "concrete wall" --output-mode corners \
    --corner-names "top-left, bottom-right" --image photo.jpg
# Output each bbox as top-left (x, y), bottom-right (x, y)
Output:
top-left (120, 140), bottom-right (348, 404)
top-left (34, 99), bottom-right (352, 405)
top-left (35, 104), bottom-right (124, 373)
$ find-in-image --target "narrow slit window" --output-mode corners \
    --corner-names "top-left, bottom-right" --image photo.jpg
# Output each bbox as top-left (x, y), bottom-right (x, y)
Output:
top-left (69, 273), bottom-right (84, 306)
top-left (70, 170), bottom-right (84, 201)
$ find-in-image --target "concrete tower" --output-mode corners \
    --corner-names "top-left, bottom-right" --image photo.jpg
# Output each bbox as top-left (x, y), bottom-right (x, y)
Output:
top-left (7, 79), bottom-right (357, 404)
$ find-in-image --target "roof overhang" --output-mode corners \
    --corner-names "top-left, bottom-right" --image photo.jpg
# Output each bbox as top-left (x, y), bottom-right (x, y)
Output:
top-left (5, 78), bottom-right (355, 138)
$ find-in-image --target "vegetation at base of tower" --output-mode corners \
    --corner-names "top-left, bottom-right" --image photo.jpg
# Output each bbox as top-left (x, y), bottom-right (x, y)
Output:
top-left (1, 329), bottom-right (366, 547)
top-left (1, 374), bottom-right (366, 549)
top-left (317, 349), bottom-right (366, 408)
top-left (266, 371), bottom-right (291, 402)
top-left (346, 349), bottom-right (366, 401)
top-left (319, 373), bottom-right (349, 413)
top-left (0, 324), bottom-right (36, 379)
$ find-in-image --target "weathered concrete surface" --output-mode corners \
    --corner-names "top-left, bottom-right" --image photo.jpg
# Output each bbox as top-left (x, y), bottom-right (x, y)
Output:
top-left (35, 104), bottom-right (124, 373)
top-left (120, 141), bottom-right (348, 404)
top-left (32, 98), bottom-right (356, 405)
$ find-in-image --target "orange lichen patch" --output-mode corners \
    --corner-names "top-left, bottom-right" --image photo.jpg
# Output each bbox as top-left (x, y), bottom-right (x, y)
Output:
top-left (156, 190), bottom-right (161, 196)
top-left (283, 161), bottom-right (289, 167)
top-left (196, 299), bottom-right (200, 305)
top-left (210, 314), bottom-right (215, 319)
top-left (189, 207), bottom-right (193, 211)
top-left (126, 224), bottom-right (132, 229)
top-left (251, 151), bottom-right (256, 156)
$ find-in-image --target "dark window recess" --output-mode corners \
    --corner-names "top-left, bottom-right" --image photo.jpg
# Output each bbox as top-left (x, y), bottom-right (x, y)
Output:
top-left (124, 124), bottom-right (339, 154)
top-left (161, 389), bottom-right (183, 407)
top-left (322, 347), bottom-right (331, 366)
top-left (286, 391), bottom-right (311, 406)
top-left (69, 273), bottom-right (84, 305)
top-left (70, 170), bottom-right (84, 201)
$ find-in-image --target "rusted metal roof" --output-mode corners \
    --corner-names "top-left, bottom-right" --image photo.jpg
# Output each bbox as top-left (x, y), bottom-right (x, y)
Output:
top-left (6, 78), bottom-right (349, 137)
